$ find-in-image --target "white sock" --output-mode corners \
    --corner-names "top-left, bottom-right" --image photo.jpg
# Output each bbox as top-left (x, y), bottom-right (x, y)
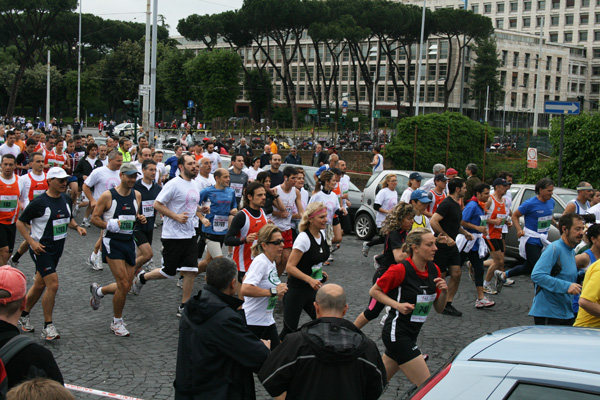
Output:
top-left (484, 280), bottom-right (491, 286)
top-left (97, 288), bottom-right (104, 297)
top-left (113, 317), bottom-right (123, 324)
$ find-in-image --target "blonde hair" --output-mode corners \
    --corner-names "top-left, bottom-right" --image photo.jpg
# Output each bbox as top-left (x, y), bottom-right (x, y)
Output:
top-left (299, 202), bottom-right (326, 233)
top-left (380, 202), bottom-right (416, 236)
top-left (251, 224), bottom-right (282, 257)
top-left (7, 377), bottom-right (75, 400)
top-left (402, 228), bottom-right (433, 257)
top-left (381, 174), bottom-right (396, 188)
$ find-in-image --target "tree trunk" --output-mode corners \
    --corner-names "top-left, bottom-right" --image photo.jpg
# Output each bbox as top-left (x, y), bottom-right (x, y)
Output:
top-left (6, 63), bottom-right (27, 118)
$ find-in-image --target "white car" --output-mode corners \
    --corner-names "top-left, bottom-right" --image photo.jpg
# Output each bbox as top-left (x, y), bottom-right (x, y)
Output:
top-left (113, 123), bottom-right (141, 137)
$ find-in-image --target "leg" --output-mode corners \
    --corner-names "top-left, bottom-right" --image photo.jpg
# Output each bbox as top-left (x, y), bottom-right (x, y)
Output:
top-left (366, 233), bottom-right (386, 248)
top-left (446, 264), bottom-right (462, 302)
top-left (398, 356), bottom-right (431, 387)
top-left (135, 242), bottom-right (153, 269)
top-left (506, 243), bottom-right (542, 278)
top-left (24, 272), bottom-right (46, 313)
top-left (40, 273), bottom-right (59, 323)
top-left (0, 246), bottom-right (10, 266)
top-left (332, 223), bottom-right (342, 244)
top-left (382, 354), bottom-right (400, 381)
top-left (277, 248), bottom-right (291, 276)
top-left (280, 288), bottom-right (306, 340)
top-left (181, 271), bottom-right (197, 304)
top-left (106, 258), bottom-right (135, 318)
top-left (485, 250), bottom-right (503, 283)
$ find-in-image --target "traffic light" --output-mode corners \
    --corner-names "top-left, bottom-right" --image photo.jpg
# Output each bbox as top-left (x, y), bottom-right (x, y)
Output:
top-left (132, 100), bottom-right (140, 119)
top-left (577, 95), bottom-right (584, 104)
top-left (123, 99), bottom-right (140, 120)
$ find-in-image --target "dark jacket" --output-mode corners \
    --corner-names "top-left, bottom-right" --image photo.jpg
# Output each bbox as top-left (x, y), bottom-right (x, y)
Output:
top-left (73, 156), bottom-right (103, 186)
top-left (259, 152), bottom-right (271, 168)
top-left (174, 285), bottom-right (270, 400)
top-left (284, 153), bottom-right (302, 165)
top-left (235, 145), bottom-right (254, 158)
top-left (311, 151), bottom-right (327, 167)
top-left (0, 321), bottom-right (63, 390)
top-left (258, 317), bottom-right (386, 400)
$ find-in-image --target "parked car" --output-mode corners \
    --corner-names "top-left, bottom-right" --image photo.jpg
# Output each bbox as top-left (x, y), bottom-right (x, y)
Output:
top-left (504, 184), bottom-right (576, 261)
top-left (408, 325), bottom-right (600, 399)
top-left (113, 122), bottom-right (141, 137)
top-left (353, 170), bottom-right (434, 240)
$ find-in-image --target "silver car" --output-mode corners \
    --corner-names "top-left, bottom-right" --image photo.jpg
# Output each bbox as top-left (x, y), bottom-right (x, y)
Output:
top-left (353, 170), bottom-right (434, 240)
top-left (410, 325), bottom-right (600, 399)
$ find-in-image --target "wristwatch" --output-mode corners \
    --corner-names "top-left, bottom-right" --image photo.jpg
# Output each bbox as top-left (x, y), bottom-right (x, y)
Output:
top-left (270, 287), bottom-right (278, 297)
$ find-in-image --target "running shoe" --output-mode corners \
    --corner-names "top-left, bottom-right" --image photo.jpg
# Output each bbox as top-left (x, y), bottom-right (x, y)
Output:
top-left (94, 251), bottom-right (103, 271)
top-left (143, 259), bottom-right (154, 272)
top-left (177, 276), bottom-right (183, 289)
top-left (467, 261), bottom-right (474, 281)
top-left (362, 242), bottom-right (369, 257)
top-left (73, 204), bottom-right (79, 218)
top-left (86, 253), bottom-right (95, 268)
top-left (81, 218), bottom-right (91, 228)
top-left (176, 305), bottom-right (184, 318)
top-left (483, 284), bottom-right (498, 295)
top-left (7, 256), bottom-right (18, 268)
top-left (442, 304), bottom-right (463, 317)
top-left (475, 297), bottom-right (496, 308)
top-left (505, 278), bottom-right (515, 286)
top-left (494, 270), bottom-right (506, 293)
top-left (110, 321), bottom-right (130, 337)
top-left (90, 283), bottom-right (102, 310)
top-left (41, 323), bottom-right (60, 340)
top-left (331, 244), bottom-right (340, 254)
top-left (373, 255), bottom-right (380, 270)
top-left (18, 315), bottom-right (34, 332)
top-left (131, 271), bottom-right (144, 295)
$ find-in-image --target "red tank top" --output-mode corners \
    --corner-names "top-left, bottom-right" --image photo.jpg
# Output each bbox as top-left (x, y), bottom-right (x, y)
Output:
top-left (486, 195), bottom-right (507, 239)
top-left (428, 189), bottom-right (446, 214)
top-left (233, 208), bottom-right (268, 272)
top-left (27, 173), bottom-right (48, 201)
top-left (0, 177), bottom-right (20, 224)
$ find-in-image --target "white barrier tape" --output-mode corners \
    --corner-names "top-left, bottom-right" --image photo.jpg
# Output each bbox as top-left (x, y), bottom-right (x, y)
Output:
top-left (65, 383), bottom-right (144, 400)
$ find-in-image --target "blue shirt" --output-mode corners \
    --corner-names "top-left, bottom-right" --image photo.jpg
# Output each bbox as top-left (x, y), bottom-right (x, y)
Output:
top-left (315, 164), bottom-right (330, 177)
top-left (461, 200), bottom-right (486, 251)
top-left (530, 238), bottom-right (577, 320)
top-left (199, 186), bottom-right (237, 235)
top-left (518, 196), bottom-right (555, 246)
top-left (165, 156), bottom-right (179, 178)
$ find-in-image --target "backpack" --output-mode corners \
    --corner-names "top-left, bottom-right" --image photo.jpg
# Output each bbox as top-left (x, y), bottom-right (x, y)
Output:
top-left (0, 335), bottom-right (34, 399)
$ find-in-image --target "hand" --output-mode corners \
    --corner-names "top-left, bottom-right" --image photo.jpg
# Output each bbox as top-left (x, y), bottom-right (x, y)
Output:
top-left (200, 205), bottom-right (210, 214)
top-left (475, 226), bottom-right (486, 234)
top-left (261, 339), bottom-right (271, 349)
top-left (309, 278), bottom-right (323, 291)
top-left (89, 199), bottom-right (97, 209)
top-left (30, 241), bottom-right (45, 255)
top-left (276, 283), bottom-right (288, 299)
top-left (201, 218), bottom-right (211, 228)
top-left (464, 232), bottom-right (474, 241)
top-left (280, 211), bottom-right (289, 218)
top-left (394, 302), bottom-right (415, 315)
top-left (517, 230), bottom-right (525, 238)
top-left (246, 233), bottom-right (257, 243)
top-left (434, 277), bottom-right (447, 291)
top-left (489, 218), bottom-right (501, 226)
top-left (568, 283), bottom-right (582, 295)
top-left (106, 219), bottom-right (120, 233)
top-left (446, 237), bottom-right (456, 247)
top-left (77, 226), bottom-right (87, 236)
top-left (176, 212), bottom-right (189, 224)
top-left (137, 215), bottom-right (147, 224)
top-left (341, 208), bottom-right (348, 216)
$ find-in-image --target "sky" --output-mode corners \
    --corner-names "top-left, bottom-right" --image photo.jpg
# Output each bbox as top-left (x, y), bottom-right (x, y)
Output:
top-left (83, 0), bottom-right (244, 36)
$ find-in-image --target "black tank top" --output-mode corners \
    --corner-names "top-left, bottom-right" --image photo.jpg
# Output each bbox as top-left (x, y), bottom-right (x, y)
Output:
top-left (104, 188), bottom-right (138, 241)
top-left (288, 229), bottom-right (330, 288)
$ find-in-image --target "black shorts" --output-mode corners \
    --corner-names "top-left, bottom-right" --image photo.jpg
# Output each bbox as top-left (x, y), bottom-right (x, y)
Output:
top-left (30, 250), bottom-right (62, 277)
top-left (485, 238), bottom-right (504, 253)
top-left (433, 243), bottom-right (460, 274)
top-left (383, 334), bottom-right (422, 365)
top-left (161, 236), bottom-right (198, 277)
top-left (134, 230), bottom-right (153, 247)
top-left (102, 237), bottom-right (136, 266)
top-left (237, 271), bottom-right (246, 284)
top-left (0, 224), bottom-right (16, 252)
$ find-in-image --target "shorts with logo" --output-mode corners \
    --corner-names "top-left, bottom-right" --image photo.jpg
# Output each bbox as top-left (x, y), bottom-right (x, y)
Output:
top-left (433, 243), bottom-right (460, 274)
top-left (485, 238), bottom-right (504, 253)
top-left (161, 236), bottom-right (198, 277)
top-left (0, 224), bottom-right (16, 253)
top-left (29, 249), bottom-right (62, 278)
top-left (282, 229), bottom-right (293, 249)
top-left (205, 233), bottom-right (225, 258)
top-left (134, 230), bottom-right (153, 247)
top-left (102, 237), bottom-right (136, 266)
top-left (383, 334), bottom-right (422, 365)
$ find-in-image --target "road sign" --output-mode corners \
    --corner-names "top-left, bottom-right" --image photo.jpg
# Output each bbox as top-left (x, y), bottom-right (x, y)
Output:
top-left (352, 117), bottom-right (359, 122)
top-left (188, 100), bottom-right (194, 108)
top-left (391, 110), bottom-right (398, 117)
top-left (544, 101), bottom-right (580, 114)
top-left (342, 100), bottom-right (348, 107)
top-left (308, 109), bottom-right (318, 115)
top-left (139, 89), bottom-right (149, 96)
top-left (139, 84), bottom-right (151, 91)
top-left (373, 110), bottom-right (381, 118)
top-left (342, 107), bottom-right (348, 114)
top-left (527, 147), bottom-right (537, 169)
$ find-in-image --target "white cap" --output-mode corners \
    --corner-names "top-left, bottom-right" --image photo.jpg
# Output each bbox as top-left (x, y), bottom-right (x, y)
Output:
top-left (47, 167), bottom-right (68, 180)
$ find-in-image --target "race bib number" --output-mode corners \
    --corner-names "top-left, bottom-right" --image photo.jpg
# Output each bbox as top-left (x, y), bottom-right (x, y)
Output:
top-left (311, 263), bottom-right (323, 280)
top-left (213, 214), bottom-right (229, 232)
top-left (141, 200), bottom-right (154, 218)
top-left (497, 213), bottom-right (506, 226)
top-left (118, 215), bottom-right (135, 234)
top-left (231, 183), bottom-right (244, 198)
top-left (411, 293), bottom-right (436, 323)
top-left (52, 218), bottom-right (69, 241)
top-left (537, 215), bottom-right (552, 233)
top-left (267, 296), bottom-right (277, 311)
top-left (0, 195), bottom-right (17, 212)
top-left (479, 215), bottom-right (488, 226)
top-left (33, 189), bottom-right (45, 198)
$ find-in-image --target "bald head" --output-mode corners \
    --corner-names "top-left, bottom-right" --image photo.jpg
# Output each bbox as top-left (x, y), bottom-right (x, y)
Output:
top-left (314, 284), bottom-right (347, 318)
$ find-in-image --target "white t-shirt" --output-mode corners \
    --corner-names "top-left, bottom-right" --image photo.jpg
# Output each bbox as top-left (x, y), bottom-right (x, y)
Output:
top-left (293, 229), bottom-right (324, 252)
top-left (84, 166), bottom-right (121, 200)
top-left (340, 175), bottom-right (350, 208)
top-left (131, 160), bottom-right (143, 175)
top-left (155, 177), bottom-right (200, 239)
top-left (421, 178), bottom-right (435, 193)
top-left (155, 162), bottom-right (167, 184)
top-left (18, 172), bottom-right (46, 208)
top-left (400, 187), bottom-right (414, 204)
top-left (195, 173), bottom-right (216, 191)
top-left (242, 253), bottom-right (281, 326)
top-left (375, 187), bottom-right (398, 227)
top-left (271, 185), bottom-right (297, 231)
top-left (100, 157), bottom-right (108, 167)
top-left (309, 191), bottom-right (340, 224)
top-left (0, 144), bottom-right (20, 157)
top-left (247, 167), bottom-right (260, 181)
top-left (202, 151), bottom-right (222, 173)
top-left (373, 154), bottom-right (384, 172)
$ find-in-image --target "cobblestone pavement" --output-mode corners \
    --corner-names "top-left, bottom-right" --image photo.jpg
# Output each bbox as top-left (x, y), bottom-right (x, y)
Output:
top-left (13, 220), bottom-right (534, 399)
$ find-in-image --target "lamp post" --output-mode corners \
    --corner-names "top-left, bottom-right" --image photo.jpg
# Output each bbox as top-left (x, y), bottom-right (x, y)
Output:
top-left (76, 0), bottom-right (82, 123)
top-left (369, 45), bottom-right (379, 143)
top-left (415, 0), bottom-right (427, 116)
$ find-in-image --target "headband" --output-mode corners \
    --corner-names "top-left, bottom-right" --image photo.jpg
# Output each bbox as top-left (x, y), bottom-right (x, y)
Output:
top-left (577, 186), bottom-right (593, 190)
top-left (309, 209), bottom-right (327, 219)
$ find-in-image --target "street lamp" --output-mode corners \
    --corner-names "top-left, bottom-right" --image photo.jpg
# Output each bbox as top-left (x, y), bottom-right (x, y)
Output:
top-left (502, 85), bottom-right (525, 141)
top-left (77, 0), bottom-right (82, 123)
top-left (369, 45), bottom-right (379, 143)
top-left (415, 0), bottom-right (427, 116)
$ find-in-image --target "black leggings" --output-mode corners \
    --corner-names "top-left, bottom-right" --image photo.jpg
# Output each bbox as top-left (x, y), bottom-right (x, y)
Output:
top-left (367, 231), bottom-right (386, 247)
top-left (248, 324), bottom-right (280, 350)
top-left (363, 268), bottom-right (387, 321)
top-left (534, 316), bottom-right (575, 326)
top-left (465, 251), bottom-right (484, 287)
top-left (507, 243), bottom-right (543, 278)
top-left (279, 285), bottom-right (316, 340)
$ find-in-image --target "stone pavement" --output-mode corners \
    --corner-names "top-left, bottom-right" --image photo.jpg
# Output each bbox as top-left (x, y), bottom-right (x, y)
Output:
top-left (12, 222), bottom-right (535, 399)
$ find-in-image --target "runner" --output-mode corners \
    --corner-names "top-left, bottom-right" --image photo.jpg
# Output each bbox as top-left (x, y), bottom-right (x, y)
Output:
top-left (400, 172), bottom-right (422, 203)
top-left (73, 143), bottom-right (102, 224)
top-left (14, 138), bottom-right (36, 176)
top-left (88, 163), bottom-right (146, 336)
top-left (152, 150), bottom-right (167, 185)
top-left (410, 189), bottom-right (433, 232)
top-left (202, 142), bottom-right (222, 173)
top-left (0, 131), bottom-right (21, 158)
top-left (247, 157), bottom-right (261, 181)
top-left (308, 171), bottom-right (342, 265)
top-left (0, 154), bottom-right (20, 265)
top-left (227, 155), bottom-right (249, 259)
top-left (370, 146), bottom-right (384, 173)
top-left (424, 174), bottom-right (447, 218)
top-left (338, 160), bottom-right (352, 235)
top-left (363, 174), bottom-right (398, 257)
top-left (16, 167), bottom-right (87, 340)
top-left (564, 182), bottom-right (593, 215)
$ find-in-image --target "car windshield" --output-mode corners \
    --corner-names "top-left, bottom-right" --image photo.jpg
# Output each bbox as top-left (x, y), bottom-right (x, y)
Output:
top-left (366, 172), bottom-right (382, 187)
top-left (556, 193), bottom-right (576, 205)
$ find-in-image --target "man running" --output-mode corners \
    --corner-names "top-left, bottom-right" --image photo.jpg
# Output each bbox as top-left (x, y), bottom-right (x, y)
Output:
top-left (227, 155), bottom-right (249, 258)
top-left (89, 163), bottom-right (146, 336)
top-left (564, 182), bottom-right (593, 215)
top-left (267, 154), bottom-right (284, 187)
top-left (370, 146), bottom-right (383, 173)
top-left (424, 173), bottom-right (447, 218)
top-left (17, 167), bottom-right (87, 340)
top-left (202, 142), bottom-right (222, 173)
top-left (483, 178), bottom-right (511, 294)
top-left (0, 154), bottom-right (20, 265)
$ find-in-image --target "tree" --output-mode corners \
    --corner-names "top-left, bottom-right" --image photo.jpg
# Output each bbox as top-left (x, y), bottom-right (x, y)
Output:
top-left (157, 47), bottom-right (195, 111)
top-left (244, 68), bottom-right (273, 121)
top-left (470, 36), bottom-right (502, 118)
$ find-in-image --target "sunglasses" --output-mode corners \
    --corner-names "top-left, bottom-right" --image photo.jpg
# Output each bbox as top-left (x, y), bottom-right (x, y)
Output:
top-left (265, 239), bottom-right (285, 245)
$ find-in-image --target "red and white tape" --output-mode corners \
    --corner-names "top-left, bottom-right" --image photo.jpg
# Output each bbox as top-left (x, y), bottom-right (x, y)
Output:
top-left (65, 383), bottom-right (144, 400)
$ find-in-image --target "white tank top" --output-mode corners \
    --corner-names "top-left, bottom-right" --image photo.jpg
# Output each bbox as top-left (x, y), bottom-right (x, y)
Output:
top-left (271, 185), bottom-right (297, 231)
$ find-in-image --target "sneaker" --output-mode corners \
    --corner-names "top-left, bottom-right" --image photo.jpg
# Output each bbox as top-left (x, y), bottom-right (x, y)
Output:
top-left (90, 283), bottom-right (102, 310)
top-left (226, 252), bottom-right (233, 260)
top-left (110, 321), bottom-right (130, 337)
top-left (18, 315), bottom-right (34, 332)
top-left (81, 218), bottom-right (91, 228)
top-left (505, 278), bottom-right (515, 286)
top-left (94, 251), bottom-right (103, 270)
top-left (73, 204), bottom-right (79, 218)
top-left (131, 271), bottom-right (144, 295)
top-left (41, 323), bottom-right (60, 340)
top-left (494, 270), bottom-right (506, 293)
top-left (331, 244), bottom-right (340, 254)
top-left (7, 256), bottom-right (18, 268)
top-left (143, 259), bottom-right (154, 272)
top-left (176, 276), bottom-right (183, 289)
top-left (442, 304), bottom-right (463, 317)
top-left (86, 253), bottom-right (95, 268)
top-left (176, 305), bottom-right (184, 318)
top-left (373, 255), bottom-right (380, 270)
top-left (362, 242), bottom-right (369, 257)
top-left (483, 284), bottom-right (498, 295)
top-left (467, 261), bottom-right (474, 281)
top-left (475, 297), bottom-right (496, 308)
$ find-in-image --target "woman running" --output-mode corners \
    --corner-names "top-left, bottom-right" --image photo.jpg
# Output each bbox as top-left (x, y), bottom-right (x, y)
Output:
top-left (240, 224), bottom-right (288, 349)
top-left (363, 174), bottom-right (399, 257)
top-left (309, 171), bottom-right (342, 264)
top-left (280, 202), bottom-right (330, 340)
top-left (370, 228), bottom-right (448, 386)
top-left (246, 156), bottom-right (261, 181)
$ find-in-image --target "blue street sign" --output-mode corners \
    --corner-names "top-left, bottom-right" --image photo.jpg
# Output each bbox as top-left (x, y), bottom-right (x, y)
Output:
top-left (544, 101), bottom-right (580, 114)
top-left (342, 100), bottom-right (348, 107)
top-left (187, 100), bottom-right (194, 108)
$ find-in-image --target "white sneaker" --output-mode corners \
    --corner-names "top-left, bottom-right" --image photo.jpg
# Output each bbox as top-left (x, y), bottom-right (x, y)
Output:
top-left (362, 242), bottom-right (370, 257)
top-left (177, 276), bottom-right (183, 289)
top-left (110, 321), bottom-right (130, 337)
top-left (7, 256), bottom-right (18, 268)
top-left (475, 296), bottom-right (496, 308)
top-left (483, 284), bottom-right (498, 295)
top-left (73, 204), bottom-right (79, 218)
top-left (90, 283), bottom-right (102, 310)
top-left (131, 271), bottom-right (144, 295)
top-left (18, 315), bottom-right (34, 332)
top-left (41, 323), bottom-right (60, 340)
top-left (81, 218), bottom-right (91, 228)
top-left (93, 252), bottom-right (103, 271)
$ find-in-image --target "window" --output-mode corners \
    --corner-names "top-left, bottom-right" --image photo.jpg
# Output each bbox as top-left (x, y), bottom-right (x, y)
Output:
top-left (595, 30), bottom-right (600, 41)
top-left (428, 64), bottom-right (436, 80)
top-left (523, 17), bottom-right (531, 27)
top-left (551, 0), bottom-right (560, 7)
top-left (472, 4), bottom-right (479, 12)
top-left (497, 18), bottom-right (504, 28)
top-left (572, 64), bottom-right (579, 74)
top-left (465, 67), bottom-right (470, 81)
top-left (592, 83), bottom-right (600, 93)
top-left (550, 15), bottom-right (559, 25)
top-left (550, 32), bottom-right (559, 42)
top-left (593, 66), bottom-right (600, 75)
top-left (512, 72), bottom-right (518, 87)
top-left (580, 31), bottom-right (589, 41)
top-left (581, 66), bottom-right (587, 75)
top-left (571, 82), bottom-right (577, 91)
top-left (537, 16), bottom-right (544, 26)
top-left (523, 73), bottom-right (530, 86)
top-left (581, 13), bottom-right (589, 24)
top-left (525, 53), bottom-right (531, 67)
top-left (513, 52), bottom-right (520, 66)
top-left (555, 76), bottom-right (561, 91)
top-left (594, 48), bottom-right (600, 58)
top-left (378, 86), bottom-right (385, 101)
top-left (565, 14), bottom-right (574, 24)
top-left (501, 71), bottom-right (507, 85)
top-left (537, 0), bottom-right (546, 8)
top-left (439, 41), bottom-right (449, 58)
top-left (510, 1), bottom-right (518, 10)
top-left (557, 57), bottom-right (562, 72)
top-left (544, 75), bottom-right (551, 90)
top-left (502, 50), bottom-right (508, 65)
top-left (522, 93), bottom-right (529, 108)
top-left (427, 86), bottom-right (435, 102)
top-left (566, 0), bottom-right (575, 6)
top-left (564, 31), bottom-right (573, 42)
top-left (439, 64), bottom-right (447, 77)
top-left (524, 0), bottom-right (532, 9)
top-left (497, 2), bottom-right (505, 12)
top-left (484, 3), bottom-right (492, 12)
top-left (582, 0), bottom-right (590, 5)
top-left (510, 18), bottom-right (517, 27)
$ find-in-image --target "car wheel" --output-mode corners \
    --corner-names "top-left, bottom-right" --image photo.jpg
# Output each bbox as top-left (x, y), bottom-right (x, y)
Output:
top-left (354, 213), bottom-right (375, 240)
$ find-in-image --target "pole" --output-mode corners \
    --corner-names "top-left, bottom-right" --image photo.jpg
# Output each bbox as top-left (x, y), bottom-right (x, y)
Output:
top-left (413, 124), bottom-right (417, 170)
top-left (446, 123), bottom-right (450, 167)
top-left (371, 43), bottom-right (379, 140)
top-left (483, 125), bottom-right (487, 181)
top-left (459, 0), bottom-right (468, 114)
top-left (76, 0), bottom-right (82, 123)
top-left (142, 0), bottom-right (151, 132)
top-left (526, 128), bottom-right (530, 180)
top-left (46, 50), bottom-right (51, 126)
top-left (149, 0), bottom-right (158, 144)
top-left (557, 114), bottom-right (565, 186)
top-left (415, 0), bottom-right (426, 116)
top-left (532, 17), bottom-right (544, 135)
top-left (484, 85), bottom-right (489, 122)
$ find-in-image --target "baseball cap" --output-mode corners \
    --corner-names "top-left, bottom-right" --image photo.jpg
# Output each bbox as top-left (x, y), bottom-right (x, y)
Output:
top-left (493, 178), bottom-right (511, 187)
top-left (446, 168), bottom-right (458, 176)
top-left (411, 189), bottom-right (432, 203)
top-left (434, 173), bottom-right (447, 182)
top-left (409, 172), bottom-right (423, 181)
top-left (0, 266), bottom-right (26, 305)
top-left (47, 167), bottom-right (68, 180)
top-left (120, 163), bottom-right (140, 175)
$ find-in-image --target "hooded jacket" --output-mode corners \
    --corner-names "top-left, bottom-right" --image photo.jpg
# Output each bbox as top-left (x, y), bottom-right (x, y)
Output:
top-left (258, 317), bottom-right (386, 400)
top-left (174, 285), bottom-right (270, 400)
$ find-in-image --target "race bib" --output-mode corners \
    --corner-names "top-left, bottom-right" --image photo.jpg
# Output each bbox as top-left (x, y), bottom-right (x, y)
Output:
top-left (118, 215), bottom-right (135, 234)
top-left (231, 183), bottom-right (244, 198)
top-left (141, 200), bottom-right (154, 218)
top-left (0, 195), bottom-right (17, 212)
top-left (479, 215), bottom-right (488, 226)
top-left (411, 293), bottom-right (437, 323)
top-left (267, 296), bottom-right (277, 311)
top-left (311, 263), bottom-right (323, 280)
top-left (52, 218), bottom-right (69, 241)
top-left (496, 214), bottom-right (506, 226)
top-left (213, 214), bottom-right (229, 232)
top-left (537, 215), bottom-right (552, 233)
top-left (33, 189), bottom-right (45, 198)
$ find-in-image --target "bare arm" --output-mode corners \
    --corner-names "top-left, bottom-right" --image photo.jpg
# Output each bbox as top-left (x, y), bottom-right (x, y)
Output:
top-left (579, 297), bottom-right (600, 318)
top-left (512, 209), bottom-right (524, 237)
top-left (575, 253), bottom-right (591, 270)
top-left (370, 283), bottom-right (415, 315)
top-left (91, 191), bottom-right (112, 229)
top-left (286, 248), bottom-right (323, 291)
top-left (563, 202), bottom-right (577, 215)
top-left (82, 184), bottom-right (95, 208)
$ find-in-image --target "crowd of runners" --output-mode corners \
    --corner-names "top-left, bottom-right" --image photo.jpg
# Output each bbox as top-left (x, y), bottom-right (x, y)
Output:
top-left (1, 123), bottom-right (600, 397)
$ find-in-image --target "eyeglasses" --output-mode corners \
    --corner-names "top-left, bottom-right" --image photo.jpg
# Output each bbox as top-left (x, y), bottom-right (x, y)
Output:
top-left (55, 178), bottom-right (68, 183)
top-left (265, 239), bottom-right (285, 245)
